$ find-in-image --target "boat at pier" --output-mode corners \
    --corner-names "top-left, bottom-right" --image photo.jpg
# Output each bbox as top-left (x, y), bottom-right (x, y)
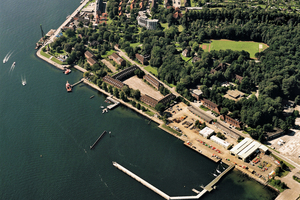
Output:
top-left (66, 81), bottom-right (72, 92)
top-left (64, 69), bottom-right (71, 74)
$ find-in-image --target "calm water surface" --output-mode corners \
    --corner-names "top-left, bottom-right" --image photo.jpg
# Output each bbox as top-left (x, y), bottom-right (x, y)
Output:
top-left (0, 0), bottom-right (277, 199)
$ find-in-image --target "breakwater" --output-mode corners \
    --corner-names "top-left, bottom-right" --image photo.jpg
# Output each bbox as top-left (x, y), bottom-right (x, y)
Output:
top-left (90, 131), bottom-right (106, 149)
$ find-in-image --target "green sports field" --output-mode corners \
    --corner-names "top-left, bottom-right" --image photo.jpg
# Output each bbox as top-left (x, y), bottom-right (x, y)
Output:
top-left (201, 39), bottom-right (268, 58)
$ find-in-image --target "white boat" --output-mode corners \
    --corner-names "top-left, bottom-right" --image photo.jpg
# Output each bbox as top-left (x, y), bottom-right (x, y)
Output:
top-left (216, 165), bottom-right (221, 174)
top-left (21, 75), bottom-right (26, 86)
top-left (102, 108), bottom-right (108, 114)
top-left (100, 106), bottom-right (104, 108)
top-left (212, 173), bottom-right (217, 177)
top-left (3, 51), bottom-right (14, 63)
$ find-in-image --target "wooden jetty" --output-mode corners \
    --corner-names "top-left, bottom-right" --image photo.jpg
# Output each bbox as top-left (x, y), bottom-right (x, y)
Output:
top-left (90, 131), bottom-right (107, 149)
top-left (106, 96), bottom-right (120, 109)
top-left (71, 79), bottom-right (83, 87)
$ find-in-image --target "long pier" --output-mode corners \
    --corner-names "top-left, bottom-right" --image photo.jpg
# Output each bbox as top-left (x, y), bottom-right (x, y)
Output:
top-left (71, 79), bottom-right (84, 87)
top-left (113, 161), bottom-right (170, 199)
top-left (90, 131), bottom-right (107, 149)
top-left (113, 162), bottom-right (234, 200)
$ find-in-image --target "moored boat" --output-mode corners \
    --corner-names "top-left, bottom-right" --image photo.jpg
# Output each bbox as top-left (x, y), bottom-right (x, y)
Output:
top-left (66, 81), bottom-right (72, 92)
top-left (64, 69), bottom-right (71, 75)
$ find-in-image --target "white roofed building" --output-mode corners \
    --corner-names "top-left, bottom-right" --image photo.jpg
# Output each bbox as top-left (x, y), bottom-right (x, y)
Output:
top-left (237, 141), bottom-right (261, 161)
top-left (230, 138), bottom-right (253, 156)
top-left (199, 127), bottom-right (214, 138)
top-left (210, 136), bottom-right (232, 149)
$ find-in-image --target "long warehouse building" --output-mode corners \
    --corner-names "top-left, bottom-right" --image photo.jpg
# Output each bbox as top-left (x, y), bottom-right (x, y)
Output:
top-left (230, 138), bottom-right (253, 156)
top-left (237, 141), bottom-right (261, 161)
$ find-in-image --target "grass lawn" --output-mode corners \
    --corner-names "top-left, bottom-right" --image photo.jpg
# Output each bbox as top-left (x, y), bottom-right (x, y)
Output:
top-left (144, 66), bottom-right (158, 76)
top-left (161, 124), bottom-right (182, 136)
top-left (206, 39), bottom-right (268, 58)
top-left (200, 105), bottom-right (209, 111)
top-left (161, 23), bottom-right (168, 30)
top-left (178, 25), bottom-right (184, 32)
top-left (271, 154), bottom-right (295, 169)
top-left (102, 49), bottom-right (115, 58)
top-left (181, 54), bottom-right (192, 62)
top-left (40, 51), bottom-right (51, 59)
top-left (51, 57), bottom-right (63, 65)
top-left (145, 110), bottom-right (155, 117)
top-left (190, 0), bottom-right (197, 7)
top-left (130, 42), bottom-right (141, 48)
top-left (83, 0), bottom-right (95, 8)
top-left (160, 23), bottom-right (184, 32)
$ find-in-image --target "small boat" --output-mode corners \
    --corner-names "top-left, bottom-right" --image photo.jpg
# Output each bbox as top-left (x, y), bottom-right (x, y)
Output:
top-left (21, 75), bottom-right (26, 86)
top-left (216, 165), bottom-right (221, 174)
top-left (64, 69), bottom-right (71, 75)
top-left (102, 108), bottom-right (108, 113)
top-left (100, 106), bottom-right (104, 108)
top-left (66, 81), bottom-right (72, 92)
top-left (12, 62), bottom-right (16, 66)
top-left (212, 173), bottom-right (217, 177)
top-left (90, 95), bottom-right (95, 99)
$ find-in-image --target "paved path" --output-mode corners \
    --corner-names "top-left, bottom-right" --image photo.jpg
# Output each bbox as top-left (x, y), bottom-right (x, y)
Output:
top-left (275, 169), bottom-right (300, 200)
top-left (44, 0), bottom-right (90, 47)
top-left (101, 59), bottom-right (117, 73)
top-left (36, 50), bottom-right (65, 70)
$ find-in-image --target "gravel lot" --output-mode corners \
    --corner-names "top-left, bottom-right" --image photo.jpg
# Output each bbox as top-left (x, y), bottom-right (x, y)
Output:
top-left (123, 76), bottom-right (163, 99)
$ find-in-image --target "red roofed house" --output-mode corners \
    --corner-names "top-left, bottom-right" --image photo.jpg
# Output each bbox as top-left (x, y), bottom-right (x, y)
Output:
top-left (220, 115), bottom-right (242, 128)
top-left (109, 52), bottom-right (125, 66)
top-left (85, 50), bottom-right (97, 66)
top-left (200, 98), bottom-right (220, 114)
top-left (143, 74), bottom-right (161, 89)
top-left (136, 53), bottom-right (148, 65)
top-left (235, 74), bottom-right (243, 83)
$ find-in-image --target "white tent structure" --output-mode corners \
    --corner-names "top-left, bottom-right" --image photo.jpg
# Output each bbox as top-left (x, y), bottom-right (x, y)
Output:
top-left (237, 141), bottom-right (261, 161)
top-left (230, 138), bottom-right (253, 156)
top-left (210, 136), bottom-right (232, 149)
top-left (199, 127), bottom-right (214, 138)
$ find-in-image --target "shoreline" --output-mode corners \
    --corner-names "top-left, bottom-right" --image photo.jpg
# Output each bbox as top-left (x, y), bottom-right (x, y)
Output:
top-left (35, 6), bottom-right (280, 199)
top-left (36, 48), bottom-right (279, 196)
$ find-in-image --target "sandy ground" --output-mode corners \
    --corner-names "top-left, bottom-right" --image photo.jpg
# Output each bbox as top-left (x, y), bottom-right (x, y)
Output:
top-left (166, 103), bottom-right (277, 182)
top-left (101, 59), bottom-right (117, 73)
top-left (123, 76), bottom-right (163, 99)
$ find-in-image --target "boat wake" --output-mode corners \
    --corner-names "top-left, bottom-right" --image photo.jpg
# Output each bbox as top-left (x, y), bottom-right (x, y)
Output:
top-left (3, 50), bottom-right (14, 64)
top-left (21, 75), bottom-right (26, 86)
top-left (9, 62), bottom-right (16, 72)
